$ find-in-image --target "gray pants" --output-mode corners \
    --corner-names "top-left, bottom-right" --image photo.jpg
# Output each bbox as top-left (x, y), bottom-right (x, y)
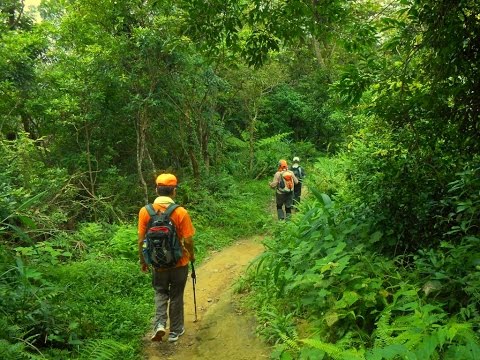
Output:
top-left (152, 265), bottom-right (188, 333)
top-left (276, 192), bottom-right (294, 220)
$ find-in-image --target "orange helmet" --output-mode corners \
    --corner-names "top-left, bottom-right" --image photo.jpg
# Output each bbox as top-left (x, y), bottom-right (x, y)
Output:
top-left (278, 159), bottom-right (288, 170)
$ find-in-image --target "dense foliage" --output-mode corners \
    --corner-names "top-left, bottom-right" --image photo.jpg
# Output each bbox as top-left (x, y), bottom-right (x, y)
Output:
top-left (241, 158), bottom-right (479, 359)
top-left (1, 0), bottom-right (479, 359)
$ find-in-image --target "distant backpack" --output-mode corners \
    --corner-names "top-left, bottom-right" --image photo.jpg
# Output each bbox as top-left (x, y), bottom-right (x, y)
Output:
top-left (278, 170), bottom-right (295, 193)
top-left (143, 203), bottom-right (182, 268)
top-left (292, 166), bottom-right (304, 181)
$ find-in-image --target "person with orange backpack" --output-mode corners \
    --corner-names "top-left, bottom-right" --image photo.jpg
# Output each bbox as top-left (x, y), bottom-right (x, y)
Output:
top-left (269, 159), bottom-right (299, 220)
top-left (137, 173), bottom-right (195, 343)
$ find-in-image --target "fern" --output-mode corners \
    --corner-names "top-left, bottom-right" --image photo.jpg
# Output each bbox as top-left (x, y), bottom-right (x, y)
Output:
top-left (373, 307), bottom-right (393, 348)
top-left (256, 132), bottom-right (292, 148)
top-left (0, 339), bottom-right (48, 360)
top-left (370, 303), bottom-right (480, 359)
top-left (78, 339), bottom-right (131, 360)
top-left (77, 223), bottom-right (106, 247)
top-left (24, 352), bottom-right (48, 360)
top-left (444, 339), bottom-right (480, 359)
top-left (279, 332), bottom-right (300, 352)
top-left (226, 135), bottom-right (248, 149)
top-left (366, 344), bottom-right (416, 360)
top-left (0, 340), bottom-right (26, 360)
top-left (301, 338), bottom-right (365, 360)
top-left (301, 339), bottom-right (341, 358)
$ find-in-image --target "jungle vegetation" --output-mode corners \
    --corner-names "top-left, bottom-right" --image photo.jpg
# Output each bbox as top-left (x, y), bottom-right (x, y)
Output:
top-left (1, 0), bottom-right (479, 359)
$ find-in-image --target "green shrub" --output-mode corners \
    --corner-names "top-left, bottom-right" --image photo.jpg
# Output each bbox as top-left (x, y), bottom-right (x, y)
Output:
top-left (0, 135), bottom-right (78, 244)
top-left (1, 227), bottom-right (151, 359)
top-left (0, 256), bottom-right (70, 353)
top-left (108, 226), bottom-right (138, 261)
top-left (44, 258), bottom-right (151, 357)
top-left (308, 156), bottom-right (347, 196)
top-left (245, 187), bottom-right (480, 358)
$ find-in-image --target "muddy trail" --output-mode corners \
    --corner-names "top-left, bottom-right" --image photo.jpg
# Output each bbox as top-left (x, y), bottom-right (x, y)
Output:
top-left (143, 236), bottom-right (271, 360)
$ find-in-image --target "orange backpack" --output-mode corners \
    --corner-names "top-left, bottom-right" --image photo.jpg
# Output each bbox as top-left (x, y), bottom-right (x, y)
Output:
top-left (278, 170), bottom-right (294, 193)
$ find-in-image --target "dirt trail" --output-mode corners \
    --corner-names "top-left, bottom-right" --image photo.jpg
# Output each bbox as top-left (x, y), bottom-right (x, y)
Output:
top-left (143, 236), bottom-right (271, 360)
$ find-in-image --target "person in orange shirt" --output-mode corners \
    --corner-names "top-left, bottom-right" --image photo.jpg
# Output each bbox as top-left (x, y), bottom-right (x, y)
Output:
top-left (138, 173), bottom-right (195, 343)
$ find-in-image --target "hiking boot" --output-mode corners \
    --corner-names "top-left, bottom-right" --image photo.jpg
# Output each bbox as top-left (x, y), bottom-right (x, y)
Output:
top-left (151, 324), bottom-right (166, 342)
top-left (168, 327), bottom-right (185, 342)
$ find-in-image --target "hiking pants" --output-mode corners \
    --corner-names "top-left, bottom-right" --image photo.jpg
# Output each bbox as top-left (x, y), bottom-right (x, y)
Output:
top-left (276, 192), bottom-right (294, 220)
top-left (152, 264), bottom-right (188, 333)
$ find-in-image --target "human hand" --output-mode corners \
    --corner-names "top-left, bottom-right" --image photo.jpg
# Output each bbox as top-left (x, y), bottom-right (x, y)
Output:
top-left (141, 263), bottom-right (149, 273)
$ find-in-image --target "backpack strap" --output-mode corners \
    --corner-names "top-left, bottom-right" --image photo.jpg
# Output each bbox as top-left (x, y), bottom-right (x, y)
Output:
top-left (145, 203), bottom-right (157, 217)
top-left (145, 204), bottom-right (180, 232)
top-left (164, 203), bottom-right (180, 218)
top-left (145, 203), bottom-right (180, 218)
top-left (277, 171), bottom-right (285, 189)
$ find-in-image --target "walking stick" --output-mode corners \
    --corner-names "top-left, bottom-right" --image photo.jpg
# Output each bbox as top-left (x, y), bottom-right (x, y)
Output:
top-left (191, 262), bottom-right (198, 322)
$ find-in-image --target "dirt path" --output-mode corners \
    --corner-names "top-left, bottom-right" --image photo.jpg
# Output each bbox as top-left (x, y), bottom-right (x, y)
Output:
top-left (143, 236), bottom-right (271, 360)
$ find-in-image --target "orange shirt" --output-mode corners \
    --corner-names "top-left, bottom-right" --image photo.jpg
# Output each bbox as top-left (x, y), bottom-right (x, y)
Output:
top-left (138, 196), bottom-right (195, 268)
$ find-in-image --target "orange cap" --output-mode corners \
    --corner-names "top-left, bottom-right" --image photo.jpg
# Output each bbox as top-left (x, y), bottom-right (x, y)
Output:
top-left (278, 159), bottom-right (288, 170)
top-left (156, 173), bottom-right (178, 186)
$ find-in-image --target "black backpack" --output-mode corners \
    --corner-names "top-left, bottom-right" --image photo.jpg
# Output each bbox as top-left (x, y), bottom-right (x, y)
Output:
top-left (292, 166), bottom-right (304, 181)
top-left (143, 203), bottom-right (182, 268)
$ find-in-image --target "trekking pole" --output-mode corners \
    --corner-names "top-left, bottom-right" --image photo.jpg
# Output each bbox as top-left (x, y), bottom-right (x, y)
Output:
top-left (191, 262), bottom-right (198, 322)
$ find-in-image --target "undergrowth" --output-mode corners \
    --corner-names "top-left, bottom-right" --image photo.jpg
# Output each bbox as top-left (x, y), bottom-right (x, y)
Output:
top-left (240, 157), bottom-right (480, 359)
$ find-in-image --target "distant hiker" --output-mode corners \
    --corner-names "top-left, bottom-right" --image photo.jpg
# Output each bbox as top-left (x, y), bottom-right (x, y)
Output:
top-left (138, 173), bottom-right (195, 343)
top-left (291, 156), bottom-right (306, 206)
top-left (269, 159), bottom-right (299, 220)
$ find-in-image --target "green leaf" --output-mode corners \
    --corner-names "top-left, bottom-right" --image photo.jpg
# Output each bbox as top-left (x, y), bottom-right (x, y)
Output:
top-left (370, 231), bottom-right (382, 244)
top-left (320, 193), bottom-right (332, 207)
top-left (15, 191), bottom-right (47, 212)
top-left (335, 291), bottom-right (360, 309)
top-left (324, 311), bottom-right (339, 327)
top-left (367, 344), bottom-right (415, 360)
top-left (17, 215), bottom-right (37, 229)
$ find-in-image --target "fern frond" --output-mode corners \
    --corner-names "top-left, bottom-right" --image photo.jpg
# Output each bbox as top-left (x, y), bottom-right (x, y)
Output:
top-left (301, 338), bottom-right (365, 360)
top-left (79, 339), bottom-right (130, 360)
top-left (256, 132), bottom-right (292, 148)
top-left (0, 340), bottom-right (25, 360)
top-left (25, 352), bottom-right (48, 360)
top-left (372, 306), bottom-right (393, 347)
top-left (226, 136), bottom-right (248, 149)
top-left (279, 332), bottom-right (300, 352)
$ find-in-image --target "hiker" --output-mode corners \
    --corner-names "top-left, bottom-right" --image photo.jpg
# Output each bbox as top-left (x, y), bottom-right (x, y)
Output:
top-left (269, 159), bottom-right (298, 220)
top-left (137, 173), bottom-right (195, 343)
top-left (291, 156), bottom-right (306, 206)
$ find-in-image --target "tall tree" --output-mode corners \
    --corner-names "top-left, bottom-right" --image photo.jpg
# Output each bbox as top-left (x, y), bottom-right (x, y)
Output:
top-left (0, 0), bottom-right (44, 140)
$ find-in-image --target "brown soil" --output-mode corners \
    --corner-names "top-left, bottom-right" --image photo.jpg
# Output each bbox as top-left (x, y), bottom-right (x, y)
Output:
top-left (142, 236), bottom-right (271, 360)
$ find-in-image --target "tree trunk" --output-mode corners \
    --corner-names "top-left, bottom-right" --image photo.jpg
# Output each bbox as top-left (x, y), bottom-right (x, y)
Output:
top-left (312, 37), bottom-right (326, 68)
top-left (248, 104), bottom-right (258, 175)
top-left (185, 111), bottom-right (200, 183)
top-left (136, 108), bottom-right (148, 204)
top-left (200, 117), bottom-right (210, 174)
top-left (84, 123), bottom-right (96, 198)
